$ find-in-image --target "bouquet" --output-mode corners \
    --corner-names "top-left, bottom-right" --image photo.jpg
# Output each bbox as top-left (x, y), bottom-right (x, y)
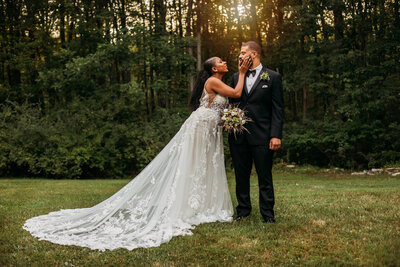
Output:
top-left (220, 104), bottom-right (252, 137)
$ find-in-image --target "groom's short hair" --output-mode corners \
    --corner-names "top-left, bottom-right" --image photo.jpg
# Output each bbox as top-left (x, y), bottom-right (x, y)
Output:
top-left (242, 41), bottom-right (262, 57)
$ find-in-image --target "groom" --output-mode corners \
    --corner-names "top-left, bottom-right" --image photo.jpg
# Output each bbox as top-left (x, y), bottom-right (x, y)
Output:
top-left (229, 41), bottom-right (284, 223)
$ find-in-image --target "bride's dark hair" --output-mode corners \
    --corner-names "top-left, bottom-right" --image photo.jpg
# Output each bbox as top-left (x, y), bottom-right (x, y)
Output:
top-left (188, 57), bottom-right (217, 111)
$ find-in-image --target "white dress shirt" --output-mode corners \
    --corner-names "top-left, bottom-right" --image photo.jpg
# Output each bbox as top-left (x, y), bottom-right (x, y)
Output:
top-left (246, 63), bottom-right (263, 93)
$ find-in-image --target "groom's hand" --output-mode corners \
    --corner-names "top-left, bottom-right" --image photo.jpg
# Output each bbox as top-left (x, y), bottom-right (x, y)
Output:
top-left (269, 138), bottom-right (281, 150)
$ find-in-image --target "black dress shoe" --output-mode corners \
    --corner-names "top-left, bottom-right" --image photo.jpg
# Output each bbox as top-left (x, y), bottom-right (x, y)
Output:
top-left (263, 217), bottom-right (276, 223)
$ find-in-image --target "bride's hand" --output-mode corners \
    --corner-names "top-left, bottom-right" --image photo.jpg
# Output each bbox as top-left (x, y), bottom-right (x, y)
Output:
top-left (238, 56), bottom-right (252, 75)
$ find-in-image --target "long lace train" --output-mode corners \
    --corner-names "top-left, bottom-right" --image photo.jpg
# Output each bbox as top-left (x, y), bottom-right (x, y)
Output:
top-left (23, 89), bottom-right (233, 251)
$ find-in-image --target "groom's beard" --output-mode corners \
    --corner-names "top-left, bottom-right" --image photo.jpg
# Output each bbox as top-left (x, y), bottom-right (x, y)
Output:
top-left (239, 58), bottom-right (254, 69)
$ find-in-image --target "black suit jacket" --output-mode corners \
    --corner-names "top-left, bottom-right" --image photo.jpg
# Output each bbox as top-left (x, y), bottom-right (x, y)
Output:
top-left (228, 67), bottom-right (284, 146)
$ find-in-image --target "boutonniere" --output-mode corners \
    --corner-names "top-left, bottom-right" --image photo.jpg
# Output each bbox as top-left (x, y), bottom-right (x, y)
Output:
top-left (260, 71), bottom-right (270, 81)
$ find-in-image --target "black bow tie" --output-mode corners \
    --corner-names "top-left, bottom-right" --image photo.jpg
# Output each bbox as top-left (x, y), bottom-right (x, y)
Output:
top-left (246, 69), bottom-right (257, 77)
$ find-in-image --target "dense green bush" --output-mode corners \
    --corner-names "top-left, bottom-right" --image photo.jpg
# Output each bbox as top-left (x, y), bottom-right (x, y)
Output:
top-left (3, 100), bottom-right (398, 179)
top-left (1, 98), bottom-right (399, 178)
top-left (0, 87), bottom-right (188, 179)
top-left (280, 120), bottom-right (400, 169)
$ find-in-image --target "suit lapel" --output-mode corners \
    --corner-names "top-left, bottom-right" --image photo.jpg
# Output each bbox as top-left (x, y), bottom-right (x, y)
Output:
top-left (248, 66), bottom-right (266, 98)
top-left (243, 74), bottom-right (249, 96)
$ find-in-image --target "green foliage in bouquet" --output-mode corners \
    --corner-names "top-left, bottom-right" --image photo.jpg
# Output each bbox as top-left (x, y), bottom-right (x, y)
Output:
top-left (220, 104), bottom-right (252, 138)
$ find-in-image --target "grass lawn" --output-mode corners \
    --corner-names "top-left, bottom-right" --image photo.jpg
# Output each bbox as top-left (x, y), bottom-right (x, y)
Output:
top-left (1, 169), bottom-right (399, 266)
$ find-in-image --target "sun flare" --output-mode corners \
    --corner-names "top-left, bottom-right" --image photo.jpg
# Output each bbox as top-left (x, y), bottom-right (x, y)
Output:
top-left (237, 4), bottom-right (245, 17)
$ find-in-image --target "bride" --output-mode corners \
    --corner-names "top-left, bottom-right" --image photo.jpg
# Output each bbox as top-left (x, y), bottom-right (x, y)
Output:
top-left (23, 56), bottom-right (252, 251)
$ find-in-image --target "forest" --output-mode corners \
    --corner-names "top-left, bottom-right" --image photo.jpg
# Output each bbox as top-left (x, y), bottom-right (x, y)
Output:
top-left (0, 0), bottom-right (399, 178)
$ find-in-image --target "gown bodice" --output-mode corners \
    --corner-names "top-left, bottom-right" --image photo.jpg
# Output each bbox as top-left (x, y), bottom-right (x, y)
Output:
top-left (198, 80), bottom-right (228, 113)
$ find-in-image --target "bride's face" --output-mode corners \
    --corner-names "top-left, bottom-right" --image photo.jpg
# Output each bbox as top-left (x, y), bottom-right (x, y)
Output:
top-left (212, 58), bottom-right (228, 73)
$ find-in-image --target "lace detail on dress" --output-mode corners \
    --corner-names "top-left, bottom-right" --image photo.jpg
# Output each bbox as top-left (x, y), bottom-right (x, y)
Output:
top-left (199, 86), bottom-right (228, 113)
top-left (22, 79), bottom-right (233, 251)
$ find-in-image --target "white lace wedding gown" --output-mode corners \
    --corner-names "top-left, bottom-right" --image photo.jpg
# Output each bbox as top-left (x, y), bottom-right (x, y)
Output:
top-left (23, 85), bottom-right (233, 251)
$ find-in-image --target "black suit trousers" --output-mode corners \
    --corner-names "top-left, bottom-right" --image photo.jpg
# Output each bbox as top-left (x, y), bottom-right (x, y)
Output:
top-left (229, 139), bottom-right (275, 219)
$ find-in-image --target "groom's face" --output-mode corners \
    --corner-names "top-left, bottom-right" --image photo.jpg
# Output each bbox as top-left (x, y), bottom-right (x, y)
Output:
top-left (239, 46), bottom-right (254, 68)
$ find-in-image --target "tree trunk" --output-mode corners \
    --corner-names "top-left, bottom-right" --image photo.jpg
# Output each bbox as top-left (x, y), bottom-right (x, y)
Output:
top-left (276, 0), bottom-right (284, 35)
top-left (290, 91), bottom-right (297, 119)
top-left (394, 0), bottom-right (400, 27)
top-left (250, 0), bottom-right (258, 44)
top-left (177, 0), bottom-right (183, 37)
top-left (333, 1), bottom-right (344, 41)
top-left (378, 0), bottom-right (386, 38)
top-left (357, 0), bottom-right (366, 64)
top-left (196, 31), bottom-right (201, 71)
top-left (154, 0), bottom-right (166, 35)
top-left (120, 0), bottom-right (126, 29)
top-left (250, 0), bottom-right (263, 52)
top-left (59, 0), bottom-right (65, 46)
top-left (233, 0), bottom-right (243, 45)
top-left (300, 35), bottom-right (307, 122)
top-left (186, 0), bottom-right (194, 91)
top-left (68, 0), bottom-right (76, 41)
top-left (196, 0), bottom-right (201, 72)
top-left (111, 0), bottom-right (119, 38)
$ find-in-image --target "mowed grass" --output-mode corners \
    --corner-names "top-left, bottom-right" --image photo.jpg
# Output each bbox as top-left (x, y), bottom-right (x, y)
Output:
top-left (1, 169), bottom-right (399, 266)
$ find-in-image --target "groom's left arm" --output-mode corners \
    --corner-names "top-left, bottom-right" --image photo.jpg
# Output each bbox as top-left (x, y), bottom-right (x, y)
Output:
top-left (270, 73), bottom-right (284, 149)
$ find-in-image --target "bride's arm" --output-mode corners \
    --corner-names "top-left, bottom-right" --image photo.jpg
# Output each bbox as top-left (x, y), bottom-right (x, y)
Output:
top-left (207, 57), bottom-right (251, 98)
